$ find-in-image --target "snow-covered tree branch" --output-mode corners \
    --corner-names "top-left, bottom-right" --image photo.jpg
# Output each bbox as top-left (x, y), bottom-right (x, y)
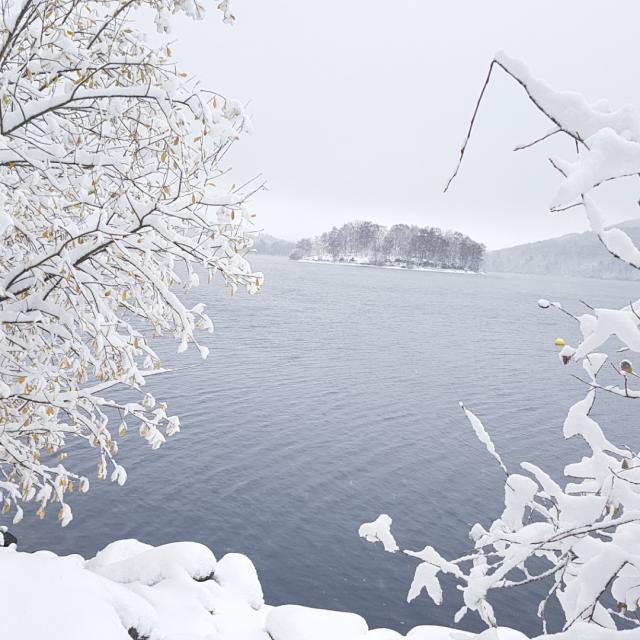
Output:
top-left (0, 0), bottom-right (262, 527)
top-left (361, 55), bottom-right (640, 639)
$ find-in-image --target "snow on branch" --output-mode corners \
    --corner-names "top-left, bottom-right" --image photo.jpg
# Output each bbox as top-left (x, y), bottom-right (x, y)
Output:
top-left (358, 513), bottom-right (399, 553)
top-left (445, 52), bottom-right (640, 276)
top-left (460, 402), bottom-right (507, 474)
top-left (0, 0), bottom-right (263, 526)
top-left (364, 53), bottom-right (640, 639)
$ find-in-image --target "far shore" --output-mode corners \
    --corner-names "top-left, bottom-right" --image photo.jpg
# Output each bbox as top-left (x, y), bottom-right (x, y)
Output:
top-left (295, 256), bottom-right (483, 275)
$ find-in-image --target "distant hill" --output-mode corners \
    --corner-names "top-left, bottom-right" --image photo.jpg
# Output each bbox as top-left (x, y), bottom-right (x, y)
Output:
top-left (251, 233), bottom-right (295, 256)
top-left (484, 219), bottom-right (640, 280)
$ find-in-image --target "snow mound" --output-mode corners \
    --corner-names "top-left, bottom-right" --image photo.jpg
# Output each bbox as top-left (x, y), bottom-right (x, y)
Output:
top-left (0, 547), bottom-right (156, 640)
top-left (406, 627), bottom-right (468, 639)
top-left (214, 552), bottom-right (265, 610)
top-left (0, 540), bottom-right (258, 640)
top-left (0, 537), bottom-right (541, 640)
top-left (267, 604), bottom-right (368, 640)
top-left (92, 541), bottom-right (217, 585)
top-left (406, 627), bottom-right (527, 640)
top-left (85, 538), bottom-right (153, 568)
top-left (366, 629), bottom-right (405, 638)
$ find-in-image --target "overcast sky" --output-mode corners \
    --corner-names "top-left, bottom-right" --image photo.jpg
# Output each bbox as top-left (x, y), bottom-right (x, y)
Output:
top-left (169, 1), bottom-right (640, 249)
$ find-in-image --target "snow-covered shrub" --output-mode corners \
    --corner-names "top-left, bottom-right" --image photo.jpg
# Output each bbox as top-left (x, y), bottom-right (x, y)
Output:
top-left (362, 55), bottom-right (640, 639)
top-left (0, 0), bottom-right (262, 526)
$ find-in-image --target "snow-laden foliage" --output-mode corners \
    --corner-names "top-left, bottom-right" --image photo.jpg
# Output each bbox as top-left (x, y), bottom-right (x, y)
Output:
top-left (0, 0), bottom-right (262, 527)
top-left (362, 56), bottom-right (640, 639)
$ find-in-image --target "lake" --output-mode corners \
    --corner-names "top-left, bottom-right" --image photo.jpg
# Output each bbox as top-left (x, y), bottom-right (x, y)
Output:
top-left (11, 255), bottom-right (639, 636)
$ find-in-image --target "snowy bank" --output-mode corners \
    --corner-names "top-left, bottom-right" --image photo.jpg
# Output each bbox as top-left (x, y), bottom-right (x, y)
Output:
top-left (0, 539), bottom-right (588, 639)
top-left (298, 256), bottom-right (482, 275)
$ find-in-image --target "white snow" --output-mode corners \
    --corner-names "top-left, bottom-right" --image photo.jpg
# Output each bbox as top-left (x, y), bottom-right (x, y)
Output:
top-left (358, 513), bottom-right (399, 552)
top-left (214, 552), bottom-right (265, 610)
top-left (406, 627), bottom-right (471, 639)
top-left (0, 538), bottom-right (542, 640)
top-left (300, 257), bottom-right (482, 276)
top-left (407, 561), bottom-right (444, 605)
top-left (460, 403), bottom-right (507, 474)
top-left (0, 0), bottom-right (263, 530)
top-left (366, 630), bottom-right (405, 639)
top-left (266, 604), bottom-right (368, 639)
top-left (0, 547), bottom-right (155, 640)
top-left (90, 541), bottom-right (217, 585)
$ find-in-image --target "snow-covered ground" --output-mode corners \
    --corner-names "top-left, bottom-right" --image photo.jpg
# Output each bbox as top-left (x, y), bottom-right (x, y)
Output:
top-left (0, 537), bottom-right (528, 640)
top-left (299, 256), bottom-right (481, 275)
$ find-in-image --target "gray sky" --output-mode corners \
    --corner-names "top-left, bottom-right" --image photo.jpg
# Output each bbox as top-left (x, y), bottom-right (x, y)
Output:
top-left (170, 1), bottom-right (640, 249)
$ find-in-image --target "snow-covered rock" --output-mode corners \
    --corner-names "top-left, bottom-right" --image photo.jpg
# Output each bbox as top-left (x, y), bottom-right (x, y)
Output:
top-left (85, 538), bottom-right (153, 568)
top-left (0, 538), bottom-right (536, 640)
top-left (0, 541), bottom-right (256, 640)
top-left (366, 629), bottom-right (405, 639)
top-left (266, 604), bottom-right (368, 640)
top-left (406, 626), bottom-right (470, 639)
top-left (497, 631), bottom-right (529, 640)
top-left (0, 547), bottom-right (155, 640)
top-left (214, 553), bottom-right (264, 610)
top-left (91, 541), bottom-right (217, 585)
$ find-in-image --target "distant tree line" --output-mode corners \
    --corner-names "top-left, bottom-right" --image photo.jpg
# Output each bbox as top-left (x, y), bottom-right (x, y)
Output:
top-left (290, 221), bottom-right (485, 271)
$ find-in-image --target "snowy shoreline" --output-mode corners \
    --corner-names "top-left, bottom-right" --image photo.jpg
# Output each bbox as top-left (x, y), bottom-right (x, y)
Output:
top-left (0, 536), bottom-right (531, 640)
top-left (297, 257), bottom-right (483, 276)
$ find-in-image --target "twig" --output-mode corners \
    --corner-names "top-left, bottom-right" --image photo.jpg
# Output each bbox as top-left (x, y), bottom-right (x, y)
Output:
top-left (444, 61), bottom-right (496, 193)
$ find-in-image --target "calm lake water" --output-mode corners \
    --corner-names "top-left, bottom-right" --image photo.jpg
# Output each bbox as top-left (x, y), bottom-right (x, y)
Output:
top-left (10, 256), bottom-right (640, 636)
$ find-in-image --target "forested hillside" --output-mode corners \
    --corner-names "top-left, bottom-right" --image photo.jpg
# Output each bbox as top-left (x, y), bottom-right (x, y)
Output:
top-left (484, 219), bottom-right (640, 280)
top-left (291, 221), bottom-right (485, 272)
top-left (251, 233), bottom-right (296, 256)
